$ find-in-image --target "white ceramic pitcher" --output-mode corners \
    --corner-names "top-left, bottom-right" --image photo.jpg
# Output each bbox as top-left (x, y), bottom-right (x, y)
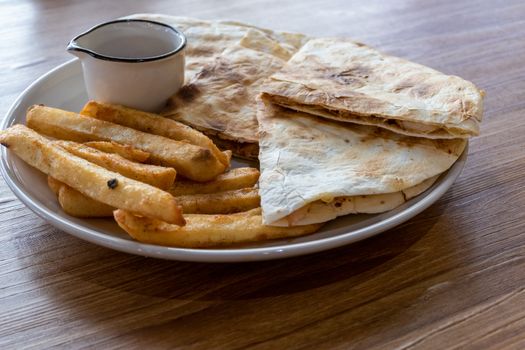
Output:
top-left (67, 19), bottom-right (186, 112)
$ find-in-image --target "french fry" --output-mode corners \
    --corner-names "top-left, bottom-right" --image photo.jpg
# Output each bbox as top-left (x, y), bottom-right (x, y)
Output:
top-left (81, 101), bottom-right (230, 167)
top-left (176, 187), bottom-right (260, 214)
top-left (47, 176), bottom-right (63, 195)
top-left (0, 125), bottom-right (185, 225)
top-left (54, 140), bottom-right (176, 190)
top-left (58, 185), bottom-right (115, 218)
top-left (84, 141), bottom-right (150, 163)
top-left (114, 208), bottom-right (322, 248)
top-left (49, 176), bottom-right (115, 217)
top-left (169, 167), bottom-right (260, 196)
top-left (26, 105), bottom-right (226, 182)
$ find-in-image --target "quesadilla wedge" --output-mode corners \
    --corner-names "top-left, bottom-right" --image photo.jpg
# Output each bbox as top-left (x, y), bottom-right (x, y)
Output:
top-left (257, 98), bottom-right (466, 225)
top-left (129, 14), bottom-right (308, 159)
top-left (163, 43), bottom-right (288, 159)
top-left (261, 37), bottom-right (484, 139)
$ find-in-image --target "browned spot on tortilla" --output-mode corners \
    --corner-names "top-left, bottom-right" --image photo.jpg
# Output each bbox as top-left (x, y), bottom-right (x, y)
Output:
top-left (212, 59), bottom-right (246, 83)
top-left (196, 67), bottom-right (212, 79)
top-left (331, 75), bottom-right (363, 86)
top-left (186, 46), bottom-right (215, 57)
top-left (178, 84), bottom-right (201, 102)
top-left (392, 84), bottom-right (412, 93)
top-left (412, 84), bottom-right (437, 98)
top-left (329, 65), bottom-right (372, 86)
top-left (359, 126), bottom-right (397, 143)
top-left (434, 139), bottom-right (452, 152)
top-left (206, 118), bottom-right (227, 132)
top-left (392, 76), bottom-right (422, 93)
top-left (380, 200), bottom-right (385, 204)
top-left (395, 137), bottom-right (419, 148)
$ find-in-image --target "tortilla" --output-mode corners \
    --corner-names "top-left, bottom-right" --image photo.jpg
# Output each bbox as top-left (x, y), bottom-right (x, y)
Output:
top-left (257, 98), bottom-right (466, 225)
top-left (261, 37), bottom-right (484, 139)
top-left (164, 44), bottom-right (286, 147)
top-left (128, 14), bottom-right (308, 159)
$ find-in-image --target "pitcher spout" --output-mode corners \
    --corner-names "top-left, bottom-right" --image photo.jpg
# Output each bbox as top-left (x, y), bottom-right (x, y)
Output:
top-left (66, 41), bottom-right (88, 59)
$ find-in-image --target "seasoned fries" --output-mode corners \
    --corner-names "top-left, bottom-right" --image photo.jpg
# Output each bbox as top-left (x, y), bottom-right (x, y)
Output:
top-left (81, 101), bottom-right (230, 167)
top-left (50, 177), bottom-right (259, 217)
top-left (84, 141), bottom-right (150, 163)
top-left (176, 187), bottom-right (260, 214)
top-left (0, 125), bottom-right (185, 225)
top-left (114, 208), bottom-right (322, 248)
top-left (58, 184), bottom-right (115, 218)
top-left (55, 140), bottom-right (177, 190)
top-left (169, 167), bottom-right (260, 196)
top-left (26, 105), bottom-right (226, 181)
top-left (2, 101), bottom-right (325, 248)
top-left (50, 184), bottom-right (260, 217)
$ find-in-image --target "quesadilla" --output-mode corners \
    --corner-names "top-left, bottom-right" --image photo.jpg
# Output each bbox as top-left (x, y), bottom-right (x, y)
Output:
top-left (129, 14), bottom-right (308, 159)
top-left (261, 37), bottom-right (484, 139)
top-left (257, 98), bottom-right (466, 226)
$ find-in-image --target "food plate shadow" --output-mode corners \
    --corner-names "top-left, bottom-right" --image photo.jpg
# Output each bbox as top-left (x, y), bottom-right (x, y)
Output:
top-left (29, 203), bottom-right (442, 306)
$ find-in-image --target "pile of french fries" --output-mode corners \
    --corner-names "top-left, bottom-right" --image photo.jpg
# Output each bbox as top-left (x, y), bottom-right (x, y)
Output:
top-left (0, 101), bottom-right (321, 247)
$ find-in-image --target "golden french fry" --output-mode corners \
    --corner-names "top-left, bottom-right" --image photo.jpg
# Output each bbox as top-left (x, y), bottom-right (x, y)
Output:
top-left (55, 140), bottom-right (176, 190)
top-left (169, 167), bottom-right (260, 196)
top-left (48, 176), bottom-right (113, 217)
top-left (84, 141), bottom-right (150, 163)
top-left (58, 185), bottom-right (115, 218)
top-left (176, 187), bottom-right (260, 214)
top-left (114, 208), bottom-right (322, 248)
top-left (0, 125), bottom-right (185, 225)
top-left (47, 176), bottom-right (64, 195)
top-left (80, 101), bottom-right (230, 167)
top-left (26, 105), bottom-right (226, 182)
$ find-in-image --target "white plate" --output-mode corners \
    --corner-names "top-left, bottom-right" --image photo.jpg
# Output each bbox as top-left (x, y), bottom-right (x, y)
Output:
top-left (0, 59), bottom-right (467, 262)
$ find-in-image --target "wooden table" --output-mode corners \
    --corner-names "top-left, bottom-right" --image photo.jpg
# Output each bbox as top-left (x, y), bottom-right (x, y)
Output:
top-left (1, 0), bottom-right (524, 348)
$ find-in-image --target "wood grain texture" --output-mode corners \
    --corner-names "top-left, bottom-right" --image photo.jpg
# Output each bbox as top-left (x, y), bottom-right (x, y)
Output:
top-left (1, 0), bottom-right (524, 348)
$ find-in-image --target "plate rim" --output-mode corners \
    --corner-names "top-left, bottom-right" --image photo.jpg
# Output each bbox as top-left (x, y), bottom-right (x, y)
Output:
top-left (0, 59), bottom-right (467, 262)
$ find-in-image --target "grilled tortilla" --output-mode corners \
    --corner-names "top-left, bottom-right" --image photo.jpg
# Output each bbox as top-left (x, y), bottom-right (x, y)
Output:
top-left (164, 44), bottom-right (287, 154)
top-left (257, 98), bottom-right (466, 225)
top-left (129, 14), bottom-right (308, 159)
top-left (261, 37), bottom-right (484, 139)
